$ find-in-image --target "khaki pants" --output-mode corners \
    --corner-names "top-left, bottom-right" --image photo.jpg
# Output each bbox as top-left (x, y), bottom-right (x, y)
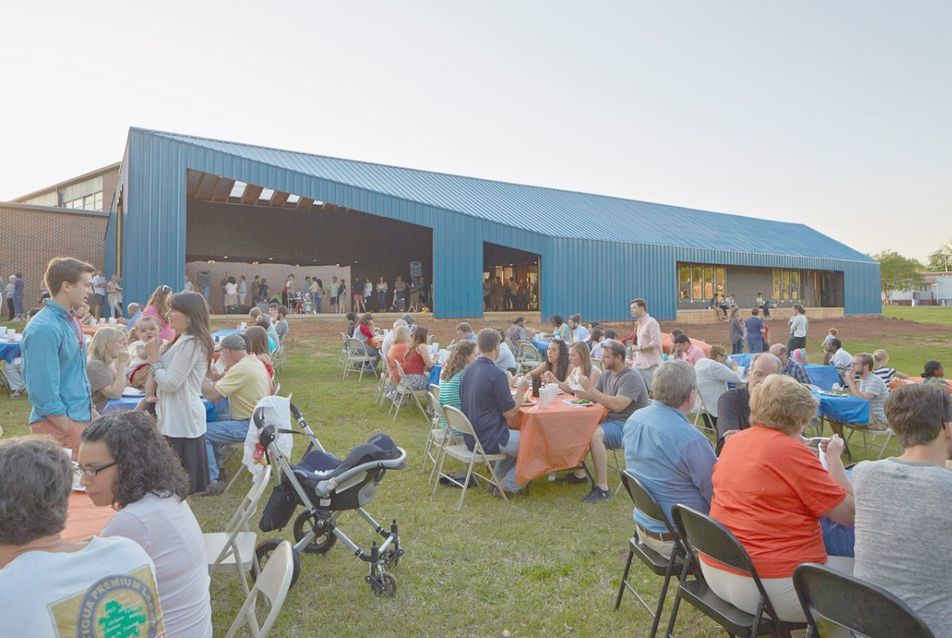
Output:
top-left (636, 525), bottom-right (675, 559)
top-left (30, 419), bottom-right (88, 460)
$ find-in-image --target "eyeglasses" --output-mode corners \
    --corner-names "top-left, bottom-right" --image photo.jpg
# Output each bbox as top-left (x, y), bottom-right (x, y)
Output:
top-left (74, 460), bottom-right (117, 478)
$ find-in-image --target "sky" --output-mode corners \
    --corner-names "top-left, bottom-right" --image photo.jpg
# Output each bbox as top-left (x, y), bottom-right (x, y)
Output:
top-left (1, 1), bottom-right (949, 262)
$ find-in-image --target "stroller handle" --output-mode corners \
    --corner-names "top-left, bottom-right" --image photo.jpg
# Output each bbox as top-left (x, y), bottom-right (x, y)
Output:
top-left (313, 447), bottom-right (408, 497)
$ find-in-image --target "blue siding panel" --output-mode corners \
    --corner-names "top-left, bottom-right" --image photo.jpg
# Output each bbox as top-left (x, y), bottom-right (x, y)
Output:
top-left (111, 129), bottom-right (881, 321)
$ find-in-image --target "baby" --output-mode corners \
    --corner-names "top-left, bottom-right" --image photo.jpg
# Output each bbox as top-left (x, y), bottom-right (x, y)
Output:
top-left (125, 316), bottom-right (165, 402)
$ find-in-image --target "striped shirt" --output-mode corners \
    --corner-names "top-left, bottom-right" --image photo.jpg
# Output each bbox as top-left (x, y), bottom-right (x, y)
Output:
top-left (439, 370), bottom-right (464, 430)
top-left (873, 367), bottom-right (896, 384)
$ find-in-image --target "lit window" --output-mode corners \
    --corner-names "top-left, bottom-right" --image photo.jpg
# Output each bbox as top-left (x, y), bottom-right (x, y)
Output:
top-left (287, 194), bottom-right (300, 204)
top-left (259, 188), bottom-right (274, 201)
top-left (229, 181), bottom-right (247, 199)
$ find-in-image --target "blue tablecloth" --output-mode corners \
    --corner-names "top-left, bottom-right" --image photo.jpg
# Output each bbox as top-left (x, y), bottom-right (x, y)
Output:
top-left (531, 338), bottom-right (549, 355)
top-left (213, 329), bottom-right (239, 343)
top-left (728, 353), bottom-right (752, 368)
top-left (813, 391), bottom-right (869, 425)
top-left (429, 365), bottom-right (442, 387)
top-left (103, 396), bottom-right (217, 422)
top-left (0, 341), bottom-right (22, 363)
top-left (806, 364), bottom-right (840, 391)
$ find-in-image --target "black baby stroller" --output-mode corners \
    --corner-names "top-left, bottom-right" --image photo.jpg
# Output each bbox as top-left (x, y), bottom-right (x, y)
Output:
top-left (254, 399), bottom-right (407, 595)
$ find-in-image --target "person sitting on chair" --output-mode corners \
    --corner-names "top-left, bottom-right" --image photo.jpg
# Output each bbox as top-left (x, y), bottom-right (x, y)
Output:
top-left (459, 329), bottom-right (529, 496)
top-left (769, 343), bottom-right (811, 385)
top-left (705, 375), bottom-right (855, 625)
top-left (694, 345), bottom-right (741, 431)
top-left (623, 360), bottom-right (717, 558)
top-left (852, 384), bottom-right (952, 638)
top-left (671, 333), bottom-right (706, 366)
top-left (843, 353), bottom-right (889, 430)
top-left (572, 340), bottom-right (650, 503)
top-left (715, 353), bottom-right (782, 451)
top-left (201, 334), bottom-right (271, 494)
top-left (0, 437), bottom-right (164, 636)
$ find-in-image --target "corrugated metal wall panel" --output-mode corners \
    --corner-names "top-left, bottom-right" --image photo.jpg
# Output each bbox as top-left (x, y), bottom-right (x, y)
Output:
top-left (113, 129), bottom-right (882, 320)
top-left (145, 129), bottom-right (876, 265)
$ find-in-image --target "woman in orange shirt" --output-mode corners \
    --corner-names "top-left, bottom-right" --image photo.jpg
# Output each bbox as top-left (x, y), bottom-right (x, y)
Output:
top-left (703, 374), bottom-right (855, 623)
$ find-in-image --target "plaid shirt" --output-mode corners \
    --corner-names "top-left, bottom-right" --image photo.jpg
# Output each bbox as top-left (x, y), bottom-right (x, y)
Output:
top-left (784, 359), bottom-right (812, 385)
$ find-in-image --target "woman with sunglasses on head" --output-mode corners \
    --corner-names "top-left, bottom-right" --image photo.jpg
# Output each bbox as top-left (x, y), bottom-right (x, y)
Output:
top-left (78, 411), bottom-right (212, 638)
top-left (143, 284), bottom-right (175, 340)
top-left (143, 291), bottom-right (214, 494)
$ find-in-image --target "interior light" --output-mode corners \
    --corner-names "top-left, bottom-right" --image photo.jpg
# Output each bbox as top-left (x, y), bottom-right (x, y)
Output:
top-left (269, 257), bottom-right (273, 261)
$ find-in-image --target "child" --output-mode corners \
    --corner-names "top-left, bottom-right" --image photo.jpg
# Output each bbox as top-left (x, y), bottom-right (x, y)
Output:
top-left (822, 328), bottom-right (838, 365)
top-left (125, 316), bottom-right (165, 402)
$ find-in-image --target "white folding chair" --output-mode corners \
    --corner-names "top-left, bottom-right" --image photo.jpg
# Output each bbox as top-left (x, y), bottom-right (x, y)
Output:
top-left (842, 422), bottom-right (898, 460)
top-left (272, 344), bottom-right (287, 374)
top-left (516, 340), bottom-right (542, 373)
top-left (338, 332), bottom-right (350, 372)
top-left (421, 388), bottom-right (445, 475)
top-left (375, 357), bottom-right (391, 408)
top-left (342, 338), bottom-right (376, 382)
top-left (225, 540), bottom-right (295, 638)
top-left (690, 393), bottom-right (715, 435)
top-left (431, 406), bottom-right (509, 510)
top-left (205, 465), bottom-right (272, 596)
top-left (388, 359), bottom-right (430, 422)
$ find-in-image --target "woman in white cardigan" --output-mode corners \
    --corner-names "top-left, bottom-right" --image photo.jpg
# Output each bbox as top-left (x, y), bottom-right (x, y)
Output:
top-left (144, 291), bottom-right (214, 494)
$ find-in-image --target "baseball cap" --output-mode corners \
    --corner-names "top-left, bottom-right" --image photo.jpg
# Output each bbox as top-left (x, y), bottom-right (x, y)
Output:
top-left (220, 334), bottom-right (248, 351)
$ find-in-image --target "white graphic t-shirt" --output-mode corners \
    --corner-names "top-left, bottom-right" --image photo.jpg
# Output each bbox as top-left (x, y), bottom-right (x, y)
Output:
top-left (0, 536), bottom-right (165, 637)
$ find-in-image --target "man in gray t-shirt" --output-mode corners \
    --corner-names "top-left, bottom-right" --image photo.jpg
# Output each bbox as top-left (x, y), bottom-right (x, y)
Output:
top-left (845, 353), bottom-right (889, 427)
top-left (574, 339), bottom-right (649, 503)
top-left (852, 384), bottom-right (952, 638)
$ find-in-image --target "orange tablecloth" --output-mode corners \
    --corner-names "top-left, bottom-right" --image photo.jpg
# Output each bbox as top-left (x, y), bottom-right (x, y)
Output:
top-left (62, 491), bottom-right (114, 541)
top-left (512, 399), bottom-right (607, 484)
top-left (889, 377), bottom-right (951, 393)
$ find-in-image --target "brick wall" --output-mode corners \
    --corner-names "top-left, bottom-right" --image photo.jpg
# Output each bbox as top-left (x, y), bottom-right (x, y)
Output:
top-left (0, 203), bottom-right (107, 310)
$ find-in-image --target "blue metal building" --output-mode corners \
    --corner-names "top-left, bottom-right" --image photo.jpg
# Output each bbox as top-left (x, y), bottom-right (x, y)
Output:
top-left (105, 128), bottom-right (880, 320)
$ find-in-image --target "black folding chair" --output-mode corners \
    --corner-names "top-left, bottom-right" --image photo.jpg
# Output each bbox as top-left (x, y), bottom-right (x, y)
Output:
top-left (793, 563), bottom-right (935, 638)
top-left (615, 471), bottom-right (684, 638)
top-left (665, 505), bottom-right (806, 638)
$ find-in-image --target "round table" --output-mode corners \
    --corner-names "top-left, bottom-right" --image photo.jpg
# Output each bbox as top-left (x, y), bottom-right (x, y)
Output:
top-left (511, 396), bottom-right (607, 484)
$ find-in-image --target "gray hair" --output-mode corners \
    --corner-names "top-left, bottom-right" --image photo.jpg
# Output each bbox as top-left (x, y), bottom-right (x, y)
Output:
top-left (0, 437), bottom-right (72, 545)
top-left (652, 360), bottom-right (697, 408)
top-left (751, 352), bottom-right (783, 372)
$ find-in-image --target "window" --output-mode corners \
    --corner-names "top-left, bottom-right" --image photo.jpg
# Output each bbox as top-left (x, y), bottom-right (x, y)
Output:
top-left (772, 268), bottom-right (810, 303)
top-left (678, 263), bottom-right (728, 303)
top-left (678, 265), bottom-right (691, 300)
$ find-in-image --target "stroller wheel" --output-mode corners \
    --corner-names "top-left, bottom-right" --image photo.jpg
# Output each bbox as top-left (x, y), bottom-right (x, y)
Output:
top-left (293, 511), bottom-right (337, 555)
top-left (255, 539), bottom-right (301, 588)
top-left (370, 572), bottom-right (397, 597)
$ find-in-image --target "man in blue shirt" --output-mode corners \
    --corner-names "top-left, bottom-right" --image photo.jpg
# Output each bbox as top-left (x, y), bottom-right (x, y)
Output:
top-left (460, 329), bottom-right (529, 494)
top-left (569, 314), bottom-right (590, 344)
top-left (124, 302), bottom-right (143, 330)
top-left (622, 360), bottom-right (717, 558)
top-left (22, 257), bottom-right (97, 460)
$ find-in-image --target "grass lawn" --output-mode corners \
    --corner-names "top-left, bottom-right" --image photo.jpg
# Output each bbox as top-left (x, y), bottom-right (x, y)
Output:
top-left (882, 305), bottom-right (952, 326)
top-left (0, 308), bottom-right (949, 637)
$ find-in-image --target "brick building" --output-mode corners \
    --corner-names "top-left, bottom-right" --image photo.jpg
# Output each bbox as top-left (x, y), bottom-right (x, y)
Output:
top-left (0, 202), bottom-right (109, 311)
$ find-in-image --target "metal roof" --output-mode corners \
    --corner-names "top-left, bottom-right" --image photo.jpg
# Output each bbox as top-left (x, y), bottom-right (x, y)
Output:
top-left (140, 128), bottom-right (874, 264)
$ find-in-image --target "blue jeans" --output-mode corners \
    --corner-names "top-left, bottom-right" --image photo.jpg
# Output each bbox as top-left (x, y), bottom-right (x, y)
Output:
top-left (746, 339), bottom-right (764, 354)
top-left (205, 417), bottom-right (250, 481)
top-left (312, 293), bottom-right (321, 313)
top-left (495, 429), bottom-right (523, 493)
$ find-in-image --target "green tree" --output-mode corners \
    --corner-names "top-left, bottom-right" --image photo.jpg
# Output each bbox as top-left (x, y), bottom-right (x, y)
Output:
top-left (926, 238), bottom-right (952, 272)
top-left (875, 250), bottom-right (924, 292)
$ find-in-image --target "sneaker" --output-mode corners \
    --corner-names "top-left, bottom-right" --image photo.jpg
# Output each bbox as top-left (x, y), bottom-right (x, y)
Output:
top-left (582, 487), bottom-right (612, 503)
